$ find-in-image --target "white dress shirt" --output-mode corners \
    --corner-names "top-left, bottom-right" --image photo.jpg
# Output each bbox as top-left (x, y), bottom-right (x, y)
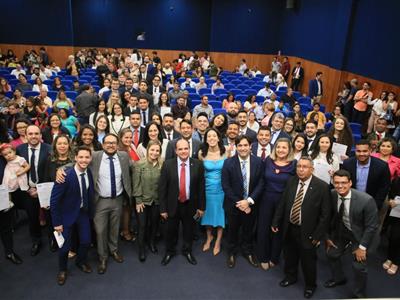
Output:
top-left (257, 143), bottom-right (271, 158)
top-left (75, 165), bottom-right (89, 208)
top-left (238, 156), bottom-right (254, 204)
top-left (98, 152), bottom-right (123, 198)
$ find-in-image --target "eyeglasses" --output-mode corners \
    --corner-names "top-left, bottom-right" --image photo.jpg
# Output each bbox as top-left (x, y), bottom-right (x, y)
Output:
top-left (104, 141), bottom-right (117, 145)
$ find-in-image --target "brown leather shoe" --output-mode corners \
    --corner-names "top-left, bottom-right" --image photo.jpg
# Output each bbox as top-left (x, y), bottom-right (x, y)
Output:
top-left (76, 263), bottom-right (92, 273)
top-left (245, 254), bottom-right (259, 268)
top-left (57, 271), bottom-right (67, 285)
top-left (97, 259), bottom-right (107, 274)
top-left (111, 251), bottom-right (124, 263)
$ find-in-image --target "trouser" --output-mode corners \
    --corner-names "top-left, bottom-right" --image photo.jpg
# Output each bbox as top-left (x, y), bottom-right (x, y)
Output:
top-left (10, 189), bottom-right (41, 243)
top-left (291, 79), bottom-right (301, 91)
top-left (94, 195), bottom-right (123, 259)
top-left (58, 210), bottom-right (91, 271)
top-left (326, 226), bottom-right (367, 298)
top-left (352, 109), bottom-right (366, 125)
top-left (343, 100), bottom-right (354, 122)
top-left (165, 201), bottom-right (194, 255)
top-left (283, 224), bottom-right (317, 288)
top-left (137, 203), bottom-right (159, 248)
top-left (227, 207), bottom-right (255, 256)
top-left (44, 209), bottom-right (56, 244)
top-left (388, 217), bottom-right (400, 265)
top-left (256, 194), bottom-right (282, 263)
top-left (0, 208), bottom-right (14, 255)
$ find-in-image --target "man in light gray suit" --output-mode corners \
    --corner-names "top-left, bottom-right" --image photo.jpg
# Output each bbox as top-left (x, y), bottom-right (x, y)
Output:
top-left (165, 119), bottom-right (201, 160)
top-left (90, 133), bottom-right (133, 274)
top-left (57, 133), bottom-right (133, 275)
top-left (325, 170), bottom-right (379, 299)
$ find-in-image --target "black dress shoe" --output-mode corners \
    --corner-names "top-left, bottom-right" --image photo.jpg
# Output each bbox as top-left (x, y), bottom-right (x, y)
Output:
top-left (149, 243), bottom-right (158, 254)
top-left (97, 259), bottom-right (107, 274)
top-left (227, 255), bottom-right (236, 268)
top-left (324, 279), bottom-right (347, 288)
top-left (279, 279), bottom-right (297, 287)
top-left (57, 271), bottom-right (67, 285)
top-left (31, 243), bottom-right (41, 256)
top-left (6, 253), bottom-right (23, 265)
top-left (49, 240), bottom-right (58, 252)
top-left (244, 254), bottom-right (259, 268)
top-left (76, 263), bottom-right (92, 273)
top-left (184, 253), bottom-right (197, 265)
top-left (110, 251), bottom-right (124, 263)
top-left (304, 287), bottom-right (316, 299)
top-left (161, 254), bottom-right (174, 266)
top-left (139, 248), bottom-right (146, 262)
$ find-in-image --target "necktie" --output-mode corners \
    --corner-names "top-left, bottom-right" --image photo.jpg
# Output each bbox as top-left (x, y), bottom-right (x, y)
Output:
top-left (30, 148), bottom-right (37, 183)
top-left (167, 133), bottom-right (171, 141)
top-left (80, 173), bottom-right (89, 211)
top-left (241, 160), bottom-right (248, 199)
top-left (142, 110), bottom-right (147, 126)
top-left (133, 129), bottom-right (139, 147)
top-left (179, 162), bottom-right (187, 202)
top-left (290, 181), bottom-right (305, 225)
top-left (377, 132), bottom-right (382, 140)
top-left (108, 156), bottom-right (117, 198)
top-left (261, 147), bottom-right (266, 160)
top-left (339, 197), bottom-right (351, 230)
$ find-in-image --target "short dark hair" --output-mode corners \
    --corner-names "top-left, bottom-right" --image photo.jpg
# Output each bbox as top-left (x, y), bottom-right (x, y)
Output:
top-left (175, 138), bottom-right (190, 149)
top-left (129, 110), bottom-right (141, 118)
top-left (333, 169), bottom-right (352, 181)
top-left (228, 120), bottom-right (240, 128)
top-left (235, 135), bottom-right (251, 146)
top-left (316, 72), bottom-right (323, 76)
top-left (163, 113), bottom-right (173, 120)
top-left (197, 112), bottom-right (209, 120)
top-left (102, 133), bottom-right (119, 144)
top-left (75, 145), bottom-right (92, 156)
top-left (355, 139), bottom-right (370, 147)
top-left (180, 119), bottom-right (192, 128)
top-left (306, 120), bottom-right (317, 127)
top-left (258, 125), bottom-right (271, 134)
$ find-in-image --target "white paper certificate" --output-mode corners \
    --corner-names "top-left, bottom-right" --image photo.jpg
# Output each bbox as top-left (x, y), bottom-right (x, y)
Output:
top-left (332, 142), bottom-right (348, 163)
top-left (313, 162), bottom-right (332, 184)
top-left (36, 182), bottom-right (54, 208)
top-left (0, 185), bottom-right (10, 211)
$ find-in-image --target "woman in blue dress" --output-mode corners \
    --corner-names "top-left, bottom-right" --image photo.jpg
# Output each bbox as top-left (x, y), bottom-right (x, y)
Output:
top-left (256, 137), bottom-right (296, 270)
top-left (199, 128), bottom-right (227, 256)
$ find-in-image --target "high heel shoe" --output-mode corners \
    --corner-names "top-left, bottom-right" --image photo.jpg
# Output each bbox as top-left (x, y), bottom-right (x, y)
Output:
top-left (202, 237), bottom-right (214, 252)
top-left (213, 244), bottom-right (221, 256)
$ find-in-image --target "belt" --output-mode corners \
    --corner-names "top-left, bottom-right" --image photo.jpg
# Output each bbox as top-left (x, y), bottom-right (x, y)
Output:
top-left (99, 194), bottom-right (123, 199)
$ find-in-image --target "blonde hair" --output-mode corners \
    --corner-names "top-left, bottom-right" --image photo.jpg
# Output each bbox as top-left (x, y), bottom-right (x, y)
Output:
top-left (146, 140), bottom-right (163, 168)
top-left (107, 91), bottom-right (121, 113)
top-left (269, 138), bottom-right (294, 162)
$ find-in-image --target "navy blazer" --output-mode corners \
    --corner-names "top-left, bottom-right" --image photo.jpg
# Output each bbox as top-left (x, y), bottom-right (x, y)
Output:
top-left (308, 79), bottom-right (323, 98)
top-left (16, 142), bottom-right (52, 183)
top-left (341, 156), bottom-right (391, 209)
top-left (221, 154), bottom-right (264, 212)
top-left (50, 167), bottom-right (95, 227)
top-left (271, 130), bottom-right (291, 148)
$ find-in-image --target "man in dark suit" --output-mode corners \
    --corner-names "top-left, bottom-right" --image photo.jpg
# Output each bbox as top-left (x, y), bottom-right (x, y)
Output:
top-left (237, 110), bottom-right (257, 143)
top-left (222, 136), bottom-right (264, 268)
top-left (270, 112), bottom-right (291, 147)
top-left (308, 71), bottom-right (323, 103)
top-left (290, 61), bottom-right (304, 91)
top-left (304, 120), bottom-right (319, 152)
top-left (159, 139), bottom-right (205, 265)
top-left (75, 85), bottom-right (98, 125)
top-left (251, 126), bottom-right (271, 161)
top-left (147, 75), bottom-right (166, 106)
top-left (15, 125), bottom-right (52, 256)
top-left (165, 119), bottom-right (201, 160)
top-left (324, 170), bottom-right (379, 298)
top-left (342, 139), bottom-right (391, 209)
top-left (51, 146), bottom-right (95, 285)
top-left (119, 78), bottom-right (138, 101)
top-left (135, 96), bottom-right (155, 128)
top-left (161, 113), bottom-right (181, 141)
top-left (272, 156), bottom-right (331, 298)
top-left (280, 88), bottom-right (297, 107)
top-left (123, 94), bottom-right (138, 117)
top-left (138, 64), bottom-right (153, 84)
top-left (134, 80), bottom-right (154, 107)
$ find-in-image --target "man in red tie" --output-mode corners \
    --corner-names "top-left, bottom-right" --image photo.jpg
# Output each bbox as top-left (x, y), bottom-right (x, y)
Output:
top-left (159, 139), bottom-right (205, 266)
top-left (251, 126), bottom-right (272, 161)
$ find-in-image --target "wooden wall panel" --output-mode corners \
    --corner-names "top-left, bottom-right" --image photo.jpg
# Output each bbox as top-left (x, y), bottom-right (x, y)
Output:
top-left (1, 43), bottom-right (399, 112)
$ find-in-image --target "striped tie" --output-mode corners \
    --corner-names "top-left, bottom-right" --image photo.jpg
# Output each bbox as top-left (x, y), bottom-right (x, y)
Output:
top-left (290, 181), bottom-right (305, 225)
top-left (241, 160), bottom-right (248, 199)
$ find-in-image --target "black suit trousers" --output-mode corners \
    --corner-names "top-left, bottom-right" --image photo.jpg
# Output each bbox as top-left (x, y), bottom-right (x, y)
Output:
top-left (283, 224), bottom-right (317, 288)
top-left (165, 201), bottom-right (194, 254)
top-left (0, 208), bottom-right (14, 255)
top-left (291, 78), bottom-right (301, 91)
top-left (11, 189), bottom-right (41, 243)
top-left (227, 208), bottom-right (255, 256)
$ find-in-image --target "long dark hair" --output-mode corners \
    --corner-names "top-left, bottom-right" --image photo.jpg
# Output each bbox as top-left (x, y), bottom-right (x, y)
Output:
top-left (142, 121), bottom-right (163, 148)
top-left (327, 115), bottom-right (353, 151)
top-left (74, 124), bottom-right (101, 150)
top-left (200, 128), bottom-right (226, 157)
top-left (210, 113), bottom-right (228, 136)
top-left (110, 103), bottom-right (124, 122)
top-left (95, 115), bottom-right (110, 134)
top-left (310, 134), bottom-right (334, 164)
top-left (292, 133), bottom-right (309, 157)
top-left (92, 99), bottom-right (108, 125)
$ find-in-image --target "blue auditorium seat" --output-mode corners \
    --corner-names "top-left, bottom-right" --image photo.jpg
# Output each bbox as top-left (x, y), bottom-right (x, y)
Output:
top-left (204, 94), bottom-right (217, 101)
top-left (244, 89), bottom-right (257, 96)
top-left (198, 88), bottom-right (211, 96)
top-left (237, 84), bottom-right (250, 90)
top-left (24, 91), bottom-right (39, 98)
top-left (229, 88), bottom-right (242, 96)
top-left (184, 87), bottom-right (196, 94)
top-left (235, 94), bottom-right (248, 103)
top-left (65, 91), bottom-right (78, 100)
top-left (47, 91), bottom-right (58, 100)
top-left (189, 93), bottom-right (200, 101)
top-left (224, 84), bottom-right (235, 90)
top-left (214, 108), bottom-right (226, 115)
top-left (350, 123), bottom-right (362, 135)
top-left (214, 89), bottom-right (228, 96)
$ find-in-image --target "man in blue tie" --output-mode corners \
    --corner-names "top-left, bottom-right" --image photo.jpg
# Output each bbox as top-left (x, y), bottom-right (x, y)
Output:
top-left (50, 146), bottom-right (95, 285)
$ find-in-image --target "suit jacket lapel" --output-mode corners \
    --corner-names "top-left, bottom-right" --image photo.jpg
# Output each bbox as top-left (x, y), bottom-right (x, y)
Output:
top-left (302, 176), bottom-right (315, 206)
top-left (249, 156), bottom-right (256, 191)
top-left (233, 156), bottom-right (244, 192)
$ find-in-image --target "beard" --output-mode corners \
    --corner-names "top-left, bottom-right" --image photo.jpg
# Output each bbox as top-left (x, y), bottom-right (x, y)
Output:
top-left (228, 111), bottom-right (238, 119)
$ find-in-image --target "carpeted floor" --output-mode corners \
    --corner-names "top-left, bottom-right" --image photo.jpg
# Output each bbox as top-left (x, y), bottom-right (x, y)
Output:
top-left (0, 220), bottom-right (399, 300)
